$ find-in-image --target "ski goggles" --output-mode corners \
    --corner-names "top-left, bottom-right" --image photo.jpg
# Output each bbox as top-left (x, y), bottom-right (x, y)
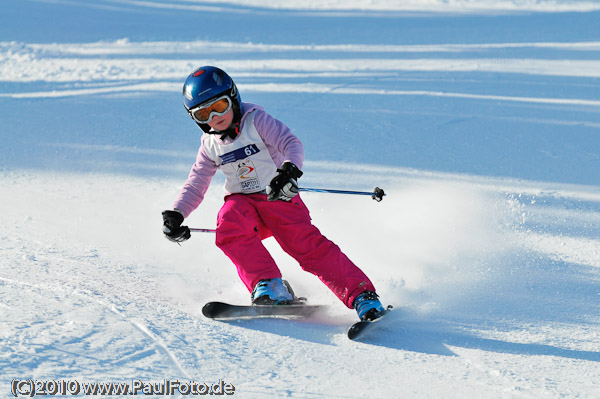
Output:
top-left (188, 95), bottom-right (232, 124)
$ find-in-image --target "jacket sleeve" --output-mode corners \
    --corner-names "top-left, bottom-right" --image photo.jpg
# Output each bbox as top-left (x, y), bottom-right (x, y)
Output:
top-left (171, 143), bottom-right (218, 218)
top-left (252, 109), bottom-right (304, 170)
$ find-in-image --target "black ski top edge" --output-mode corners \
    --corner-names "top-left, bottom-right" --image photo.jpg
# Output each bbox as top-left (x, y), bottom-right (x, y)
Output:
top-left (202, 301), bottom-right (322, 319)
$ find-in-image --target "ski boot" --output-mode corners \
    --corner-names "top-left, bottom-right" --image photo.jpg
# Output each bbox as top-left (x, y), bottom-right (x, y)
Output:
top-left (251, 278), bottom-right (295, 305)
top-left (353, 291), bottom-right (385, 321)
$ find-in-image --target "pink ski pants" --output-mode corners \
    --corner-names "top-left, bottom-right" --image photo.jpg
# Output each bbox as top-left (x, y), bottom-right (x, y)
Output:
top-left (215, 193), bottom-right (375, 308)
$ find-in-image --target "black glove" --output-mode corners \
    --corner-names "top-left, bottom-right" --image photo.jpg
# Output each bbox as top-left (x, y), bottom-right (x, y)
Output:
top-left (266, 162), bottom-right (303, 202)
top-left (162, 210), bottom-right (191, 243)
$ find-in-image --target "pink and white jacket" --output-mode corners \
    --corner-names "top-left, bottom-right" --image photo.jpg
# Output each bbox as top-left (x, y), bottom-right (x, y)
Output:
top-left (172, 103), bottom-right (304, 218)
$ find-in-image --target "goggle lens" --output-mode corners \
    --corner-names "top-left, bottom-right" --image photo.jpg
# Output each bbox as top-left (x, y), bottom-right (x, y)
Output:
top-left (191, 96), bottom-right (232, 123)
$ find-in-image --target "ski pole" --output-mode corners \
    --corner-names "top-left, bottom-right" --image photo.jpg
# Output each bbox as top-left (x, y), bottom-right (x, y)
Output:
top-left (189, 187), bottom-right (386, 233)
top-left (299, 186), bottom-right (386, 202)
top-left (189, 228), bottom-right (216, 233)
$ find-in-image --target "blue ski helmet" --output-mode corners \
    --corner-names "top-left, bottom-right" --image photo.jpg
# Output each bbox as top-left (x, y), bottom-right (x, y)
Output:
top-left (182, 66), bottom-right (242, 114)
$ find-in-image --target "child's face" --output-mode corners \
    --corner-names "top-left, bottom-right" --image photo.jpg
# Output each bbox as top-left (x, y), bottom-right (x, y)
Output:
top-left (207, 108), bottom-right (234, 131)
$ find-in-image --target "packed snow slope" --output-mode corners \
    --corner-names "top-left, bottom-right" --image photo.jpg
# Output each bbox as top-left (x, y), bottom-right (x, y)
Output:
top-left (1, 1), bottom-right (599, 398)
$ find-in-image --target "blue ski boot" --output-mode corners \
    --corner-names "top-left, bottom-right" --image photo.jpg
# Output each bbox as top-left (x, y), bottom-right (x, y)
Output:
top-left (353, 291), bottom-right (385, 321)
top-left (251, 278), bottom-right (294, 305)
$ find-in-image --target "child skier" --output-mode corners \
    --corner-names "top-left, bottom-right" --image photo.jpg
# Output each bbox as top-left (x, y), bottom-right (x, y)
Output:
top-left (162, 66), bottom-right (385, 321)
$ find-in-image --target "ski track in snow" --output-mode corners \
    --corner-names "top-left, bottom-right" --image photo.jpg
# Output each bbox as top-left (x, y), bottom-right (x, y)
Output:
top-left (70, 0), bottom-right (600, 13)
top-left (1, 1), bottom-right (600, 398)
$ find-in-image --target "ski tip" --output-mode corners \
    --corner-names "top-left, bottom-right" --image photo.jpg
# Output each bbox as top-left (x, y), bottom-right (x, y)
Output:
top-left (347, 323), bottom-right (365, 340)
top-left (347, 305), bottom-right (393, 340)
top-left (201, 301), bottom-right (222, 318)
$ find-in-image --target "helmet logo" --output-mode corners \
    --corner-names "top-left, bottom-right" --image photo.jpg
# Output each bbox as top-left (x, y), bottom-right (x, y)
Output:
top-left (193, 69), bottom-right (205, 77)
top-left (212, 72), bottom-right (223, 86)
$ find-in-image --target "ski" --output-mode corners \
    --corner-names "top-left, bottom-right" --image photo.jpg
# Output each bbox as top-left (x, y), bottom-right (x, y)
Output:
top-left (347, 306), bottom-right (393, 340)
top-left (202, 301), bottom-right (323, 319)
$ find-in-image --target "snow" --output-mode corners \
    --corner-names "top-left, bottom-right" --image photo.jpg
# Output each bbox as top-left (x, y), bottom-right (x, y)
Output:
top-left (1, 0), bottom-right (599, 398)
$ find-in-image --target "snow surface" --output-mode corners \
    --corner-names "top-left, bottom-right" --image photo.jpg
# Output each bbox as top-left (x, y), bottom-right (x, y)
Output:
top-left (1, 0), bottom-right (599, 398)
